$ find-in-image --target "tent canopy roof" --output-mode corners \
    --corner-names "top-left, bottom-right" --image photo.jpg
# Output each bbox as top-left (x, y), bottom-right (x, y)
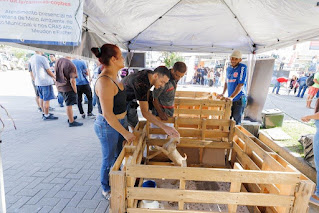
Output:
top-left (83, 0), bottom-right (319, 54)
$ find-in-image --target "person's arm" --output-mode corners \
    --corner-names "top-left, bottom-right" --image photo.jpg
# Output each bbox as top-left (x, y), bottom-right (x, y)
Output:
top-left (153, 98), bottom-right (168, 120)
top-left (152, 88), bottom-right (168, 120)
top-left (302, 112), bottom-right (319, 122)
top-left (229, 84), bottom-right (244, 99)
top-left (139, 101), bottom-right (179, 137)
top-left (29, 71), bottom-right (35, 81)
top-left (218, 82), bottom-right (227, 98)
top-left (70, 78), bottom-right (77, 93)
top-left (98, 78), bottom-right (135, 143)
top-left (45, 68), bottom-right (56, 79)
top-left (314, 79), bottom-right (319, 84)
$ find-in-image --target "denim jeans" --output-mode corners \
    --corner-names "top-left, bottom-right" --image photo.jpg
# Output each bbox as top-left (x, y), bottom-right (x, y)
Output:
top-left (272, 81), bottom-right (280, 94)
top-left (231, 96), bottom-right (246, 125)
top-left (94, 114), bottom-right (128, 192)
top-left (57, 92), bottom-right (64, 106)
top-left (296, 82), bottom-right (308, 98)
top-left (314, 120), bottom-right (319, 196)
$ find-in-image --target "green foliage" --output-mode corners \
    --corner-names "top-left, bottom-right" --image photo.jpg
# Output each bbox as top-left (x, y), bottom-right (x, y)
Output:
top-left (12, 48), bottom-right (27, 60)
top-left (162, 52), bottom-right (184, 68)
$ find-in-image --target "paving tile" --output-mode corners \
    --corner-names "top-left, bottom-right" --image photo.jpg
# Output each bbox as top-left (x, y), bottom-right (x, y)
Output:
top-left (15, 204), bottom-right (42, 213)
top-left (54, 191), bottom-right (76, 199)
top-left (17, 188), bottom-right (41, 197)
top-left (6, 196), bottom-right (31, 212)
top-left (77, 200), bottom-right (100, 209)
top-left (94, 200), bottom-right (109, 213)
top-left (61, 179), bottom-right (78, 191)
top-left (44, 184), bottom-right (64, 198)
top-left (26, 189), bottom-right (49, 205)
top-left (66, 192), bottom-right (85, 207)
top-left (83, 186), bottom-right (99, 200)
top-left (42, 173), bottom-right (59, 183)
top-left (36, 197), bottom-right (60, 206)
top-left (50, 198), bottom-right (70, 213)
top-left (24, 177), bottom-right (45, 189)
top-left (62, 207), bottom-right (85, 213)
top-left (38, 206), bottom-right (53, 213)
top-left (50, 178), bottom-right (70, 185)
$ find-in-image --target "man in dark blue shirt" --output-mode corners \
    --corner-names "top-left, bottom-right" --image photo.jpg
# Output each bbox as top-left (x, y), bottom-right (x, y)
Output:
top-left (296, 74), bottom-right (308, 98)
top-left (218, 50), bottom-right (247, 124)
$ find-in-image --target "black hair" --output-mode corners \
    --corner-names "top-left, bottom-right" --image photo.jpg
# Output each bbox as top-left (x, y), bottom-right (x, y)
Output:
top-left (153, 66), bottom-right (170, 78)
top-left (173, 62), bottom-right (187, 73)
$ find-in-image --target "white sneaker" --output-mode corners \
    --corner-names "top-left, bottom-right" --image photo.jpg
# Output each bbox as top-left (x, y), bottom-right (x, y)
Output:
top-left (102, 190), bottom-right (111, 200)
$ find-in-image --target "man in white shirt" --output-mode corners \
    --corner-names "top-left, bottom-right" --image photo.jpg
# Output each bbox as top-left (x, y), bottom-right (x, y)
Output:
top-left (30, 51), bottom-right (58, 120)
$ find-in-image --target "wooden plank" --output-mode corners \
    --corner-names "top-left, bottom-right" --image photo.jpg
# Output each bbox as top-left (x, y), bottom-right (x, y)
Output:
top-left (128, 209), bottom-right (221, 213)
top-left (111, 146), bottom-right (135, 172)
top-left (149, 128), bottom-right (229, 138)
top-left (228, 120), bottom-right (235, 142)
top-left (291, 180), bottom-right (316, 213)
top-left (127, 187), bottom-right (295, 207)
top-left (259, 131), bottom-right (317, 183)
top-left (109, 171), bottom-right (125, 213)
top-left (174, 109), bottom-right (224, 116)
top-left (179, 180), bottom-right (186, 210)
top-left (146, 138), bottom-right (232, 149)
top-left (228, 163), bottom-right (243, 213)
top-left (126, 165), bottom-right (300, 184)
top-left (235, 127), bottom-right (286, 172)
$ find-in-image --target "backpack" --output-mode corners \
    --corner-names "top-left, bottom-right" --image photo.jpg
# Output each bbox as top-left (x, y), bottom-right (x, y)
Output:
top-left (306, 73), bottom-right (315, 86)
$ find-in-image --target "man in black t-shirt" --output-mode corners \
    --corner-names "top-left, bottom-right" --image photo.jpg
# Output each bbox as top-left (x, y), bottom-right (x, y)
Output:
top-left (122, 66), bottom-right (179, 137)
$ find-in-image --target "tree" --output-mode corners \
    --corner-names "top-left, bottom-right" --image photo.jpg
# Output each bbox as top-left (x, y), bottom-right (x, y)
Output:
top-left (162, 52), bottom-right (184, 68)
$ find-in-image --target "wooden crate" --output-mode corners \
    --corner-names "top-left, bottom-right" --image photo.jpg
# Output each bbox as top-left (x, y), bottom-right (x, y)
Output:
top-left (109, 118), bottom-right (315, 213)
top-left (173, 91), bottom-right (232, 120)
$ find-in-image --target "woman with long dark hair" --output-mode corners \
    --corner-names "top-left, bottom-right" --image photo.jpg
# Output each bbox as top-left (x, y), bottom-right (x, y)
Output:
top-left (302, 99), bottom-right (319, 203)
top-left (91, 44), bottom-right (135, 199)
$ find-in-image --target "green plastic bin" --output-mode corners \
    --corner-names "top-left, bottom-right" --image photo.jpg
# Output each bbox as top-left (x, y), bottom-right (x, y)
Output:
top-left (261, 109), bottom-right (284, 129)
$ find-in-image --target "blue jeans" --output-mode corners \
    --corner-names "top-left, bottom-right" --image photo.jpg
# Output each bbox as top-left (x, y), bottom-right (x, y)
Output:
top-left (57, 92), bottom-right (64, 106)
top-left (272, 81), bottom-right (280, 94)
top-left (314, 120), bottom-right (319, 196)
top-left (231, 96), bottom-right (246, 125)
top-left (296, 82), bottom-right (307, 98)
top-left (94, 115), bottom-right (128, 192)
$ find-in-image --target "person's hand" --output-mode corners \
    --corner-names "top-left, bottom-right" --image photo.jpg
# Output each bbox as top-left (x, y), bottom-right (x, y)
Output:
top-left (301, 116), bottom-right (310, 122)
top-left (227, 97), bottom-right (233, 101)
top-left (158, 112), bottom-right (168, 121)
top-left (124, 132), bottom-right (136, 144)
top-left (217, 94), bottom-right (224, 99)
top-left (163, 125), bottom-right (180, 138)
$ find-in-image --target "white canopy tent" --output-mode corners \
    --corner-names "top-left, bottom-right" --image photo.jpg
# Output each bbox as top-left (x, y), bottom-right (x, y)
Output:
top-left (83, 0), bottom-right (319, 54)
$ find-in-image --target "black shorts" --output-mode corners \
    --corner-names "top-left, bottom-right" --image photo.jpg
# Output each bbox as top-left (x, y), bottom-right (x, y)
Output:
top-left (61, 91), bottom-right (77, 106)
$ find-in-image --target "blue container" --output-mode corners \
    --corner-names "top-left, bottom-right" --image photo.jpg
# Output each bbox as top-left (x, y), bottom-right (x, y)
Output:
top-left (142, 180), bottom-right (156, 188)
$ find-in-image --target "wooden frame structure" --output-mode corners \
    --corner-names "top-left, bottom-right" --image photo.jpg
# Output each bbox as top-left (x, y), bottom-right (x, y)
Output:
top-left (110, 117), bottom-right (315, 213)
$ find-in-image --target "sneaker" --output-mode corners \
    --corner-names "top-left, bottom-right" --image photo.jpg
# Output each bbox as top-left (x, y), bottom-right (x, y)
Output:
top-left (81, 113), bottom-right (86, 119)
top-left (87, 113), bottom-right (95, 117)
top-left (67, 116), bottom-right (78, 123)
top-left (37, 107), bottom-right (42, 112)
top-left (69, 121), bottom-right (83, 127)
top-left (43, 114), bottom-right (58, 120)
top-left (49, 107), bottom-right (55, 111)
top-left (59, 104), bottom-right (64, 107)
top-left (102, 190), bottom-right (111, 200)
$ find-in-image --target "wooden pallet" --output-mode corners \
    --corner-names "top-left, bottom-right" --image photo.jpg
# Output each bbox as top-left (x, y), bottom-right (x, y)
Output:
top-left (109, 118), bottom-right (315, 213)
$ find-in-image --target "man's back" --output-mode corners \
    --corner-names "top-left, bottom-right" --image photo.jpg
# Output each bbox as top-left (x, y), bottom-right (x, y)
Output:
top-left (56, 58), bottom-right (77, 92)
top-left (30, 54), bottom-right (52, 86)
top-left (72, 59), bottom-right (89, 85)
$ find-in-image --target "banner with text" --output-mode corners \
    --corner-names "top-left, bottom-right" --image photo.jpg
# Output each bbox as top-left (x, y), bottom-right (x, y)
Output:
top-left (0, 0), bottom-right (84, 46)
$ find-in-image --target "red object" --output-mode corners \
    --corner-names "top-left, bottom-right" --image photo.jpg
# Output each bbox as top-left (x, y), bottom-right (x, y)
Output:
top-left (277, 77), bottom-right (288, 83)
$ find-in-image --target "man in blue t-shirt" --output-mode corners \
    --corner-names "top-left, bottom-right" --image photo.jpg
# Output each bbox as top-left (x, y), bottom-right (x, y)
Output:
top-left (218, 50), bottom-right (247, 124)
top-left (71, 58), bottom-right (94, 119)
